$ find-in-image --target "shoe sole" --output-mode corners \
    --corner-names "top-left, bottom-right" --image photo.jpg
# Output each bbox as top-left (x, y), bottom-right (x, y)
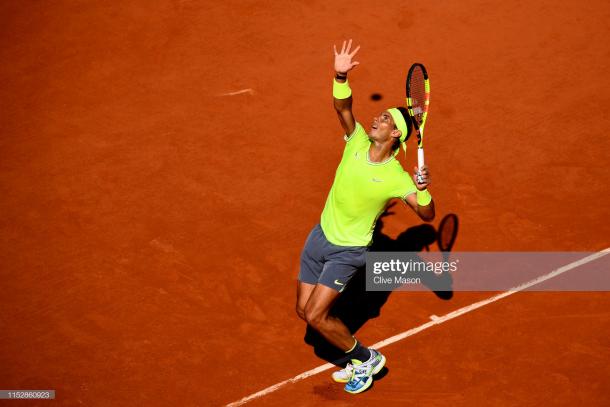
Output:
top-left (344, 354), bottom-right (386, 394)
top-left (344, 377), bottom-right (373, 394)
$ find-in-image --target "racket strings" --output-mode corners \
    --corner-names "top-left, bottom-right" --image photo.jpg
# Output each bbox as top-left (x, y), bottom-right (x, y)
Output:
top-left (408, 68), bottom-right (427, 126)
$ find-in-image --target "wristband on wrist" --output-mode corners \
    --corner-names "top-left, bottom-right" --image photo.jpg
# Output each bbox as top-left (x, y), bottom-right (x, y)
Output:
top-left (333, 78), bottom-right (352, 99)
top-left (335, 72), bottom-right (347, 80)
top-left (416, 189), bottom-right (432, 206)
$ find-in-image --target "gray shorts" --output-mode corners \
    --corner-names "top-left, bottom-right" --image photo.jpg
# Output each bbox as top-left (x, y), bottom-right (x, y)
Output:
top-left (298, 224), bottom-right (367, 292)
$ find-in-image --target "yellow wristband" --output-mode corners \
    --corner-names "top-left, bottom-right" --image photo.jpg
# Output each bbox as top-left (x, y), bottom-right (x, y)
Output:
top-left (416, 189), bottom-right (432, 206)
top-left (333, 78), bottom-right (352, 99)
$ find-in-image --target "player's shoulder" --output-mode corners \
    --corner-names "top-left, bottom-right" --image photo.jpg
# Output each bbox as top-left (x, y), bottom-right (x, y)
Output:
top-left (387, 160), bottom-right (413, 180)
top-left (388, 158), bottom-right (408, 172)
top-left (387, 161), bottom-right (417, 197)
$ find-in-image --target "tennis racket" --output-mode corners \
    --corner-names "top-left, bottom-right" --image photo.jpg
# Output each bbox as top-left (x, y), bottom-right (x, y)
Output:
top-left (406, 63), bottom-right (430, 184)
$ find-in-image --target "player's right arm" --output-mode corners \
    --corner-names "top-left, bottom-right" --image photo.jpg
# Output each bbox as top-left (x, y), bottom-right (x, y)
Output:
top-left (333, 39), bottom-right (360, 136)
top-left (403, 165), bottom-right (435, 222)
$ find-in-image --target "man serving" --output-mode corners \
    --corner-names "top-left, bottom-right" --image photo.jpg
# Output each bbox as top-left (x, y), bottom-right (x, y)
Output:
top-left (295, 39), bottom-right (435, 394)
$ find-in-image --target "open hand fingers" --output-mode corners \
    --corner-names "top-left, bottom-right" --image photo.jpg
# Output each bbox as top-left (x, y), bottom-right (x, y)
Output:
top-left (338, 39), bottom-right (360, 55)
top-left (334, 39), bottom-right (360, 71)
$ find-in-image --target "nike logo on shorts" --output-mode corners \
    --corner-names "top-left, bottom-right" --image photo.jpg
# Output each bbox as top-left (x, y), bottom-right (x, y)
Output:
top-left (334, 279), bottom-right (344, 286)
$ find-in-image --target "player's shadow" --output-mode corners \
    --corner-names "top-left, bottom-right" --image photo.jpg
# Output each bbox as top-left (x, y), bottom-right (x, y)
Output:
top-left (304, 207), bottom-right (459, 367)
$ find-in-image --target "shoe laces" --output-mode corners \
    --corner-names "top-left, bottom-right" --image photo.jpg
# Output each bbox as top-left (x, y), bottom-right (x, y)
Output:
top-left (350, 359), bottom-right (372, 379)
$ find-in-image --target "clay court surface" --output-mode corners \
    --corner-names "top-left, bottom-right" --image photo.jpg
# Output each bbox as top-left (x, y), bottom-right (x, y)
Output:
top-left (1, 0), bottom-right (609, 405)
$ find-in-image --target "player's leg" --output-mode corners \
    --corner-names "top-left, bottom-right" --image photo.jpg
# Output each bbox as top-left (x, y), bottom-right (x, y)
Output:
top-left (304, 280), bottom-right (385, 394)
top-left (314, 249), bottom-right (385, 393)
top-left (304, 256), bottom-right (372, 360)
top-left (296, 224), bottom-right (326, 320)
top-left (297, 225), bottom-right (385, 393)
top-left (296, 281), bottom-right (315, 321)
top-left (307, 246), bottom-right (368, 349)
top-left (303, 283), bottom-right (354, 350)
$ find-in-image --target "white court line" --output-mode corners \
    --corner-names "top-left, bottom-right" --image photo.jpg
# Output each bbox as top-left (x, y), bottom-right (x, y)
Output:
top-left (226, 248), bottom-right (610, 407)
top-left (217, 88), bottom-right (254, 96)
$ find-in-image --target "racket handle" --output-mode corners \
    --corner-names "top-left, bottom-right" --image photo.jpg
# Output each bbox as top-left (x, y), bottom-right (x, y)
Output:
top-left (417, 148), bottom-right (425, 184)
top-left (417, 148), bottom-right (425, 169)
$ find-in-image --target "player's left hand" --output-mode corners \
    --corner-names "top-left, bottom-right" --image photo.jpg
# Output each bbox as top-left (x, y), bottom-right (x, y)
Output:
top-left (413, 165), bottom-right (431, 190)
top-left (333, 39), bottom-right (360, 74)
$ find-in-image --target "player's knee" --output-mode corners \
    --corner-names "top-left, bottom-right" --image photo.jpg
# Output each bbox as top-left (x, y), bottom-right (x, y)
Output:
top-left (304, 306), bottom-right (326, 330)
top-left (296, 304), bottom-right (306, 321)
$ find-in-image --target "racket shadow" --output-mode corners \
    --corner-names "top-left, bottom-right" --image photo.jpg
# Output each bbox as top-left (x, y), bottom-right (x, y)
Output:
top-left (304, 208), bottom-right (460, 367)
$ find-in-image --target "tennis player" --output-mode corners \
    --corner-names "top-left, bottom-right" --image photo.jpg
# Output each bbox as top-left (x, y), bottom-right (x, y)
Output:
top-left (295, 40), bottom-right (435, 394)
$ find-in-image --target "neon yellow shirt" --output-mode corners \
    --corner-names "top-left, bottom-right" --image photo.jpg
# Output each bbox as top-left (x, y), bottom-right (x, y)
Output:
top-left (320, 122), bottom-right (417, 246)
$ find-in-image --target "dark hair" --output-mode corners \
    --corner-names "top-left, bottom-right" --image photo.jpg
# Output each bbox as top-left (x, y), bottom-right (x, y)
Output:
top-left (392, 107), bottom-right (413, 151)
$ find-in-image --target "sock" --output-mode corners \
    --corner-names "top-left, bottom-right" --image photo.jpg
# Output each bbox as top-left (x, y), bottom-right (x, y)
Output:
top-left (345, 339), bottom-right (371, 363)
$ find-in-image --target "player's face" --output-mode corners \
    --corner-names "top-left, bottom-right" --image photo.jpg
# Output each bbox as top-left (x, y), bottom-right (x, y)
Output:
top-left (370, 111), bottom-right (396, 141)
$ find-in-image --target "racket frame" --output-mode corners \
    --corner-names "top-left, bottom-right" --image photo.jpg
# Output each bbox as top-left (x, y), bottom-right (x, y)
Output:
top-left (405, 63), bottom-right (430, 149)
top-left (405, 63), bottom-right (430, 184)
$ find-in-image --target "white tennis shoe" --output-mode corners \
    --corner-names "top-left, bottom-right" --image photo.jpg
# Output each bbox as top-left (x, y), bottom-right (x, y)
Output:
top-left (331, 362), bottom-right (354, 383)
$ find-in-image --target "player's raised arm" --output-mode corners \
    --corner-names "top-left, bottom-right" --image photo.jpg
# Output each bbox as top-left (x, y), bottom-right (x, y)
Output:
top-left (333, 39), bottom-right (360, 136)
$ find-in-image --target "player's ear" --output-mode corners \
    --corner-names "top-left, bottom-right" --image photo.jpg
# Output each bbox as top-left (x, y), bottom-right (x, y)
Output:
top-left (391, 129), bottom-right (402, 139)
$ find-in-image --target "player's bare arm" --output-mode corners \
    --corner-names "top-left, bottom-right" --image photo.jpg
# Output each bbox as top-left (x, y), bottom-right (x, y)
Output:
top-left (333, 39), bottom-right (360, 135)
top-left (404, 164), bottom-right (435, 221)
